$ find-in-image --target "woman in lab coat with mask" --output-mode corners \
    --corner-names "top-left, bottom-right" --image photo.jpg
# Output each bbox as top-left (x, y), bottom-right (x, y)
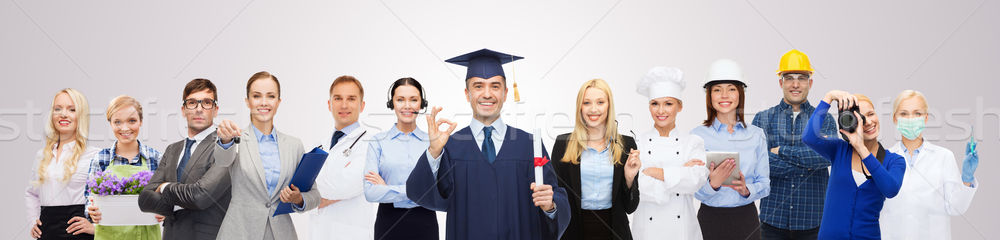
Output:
top-left (881, 90), bottom-right (978, 240)
top-left (630, 67), bottom-right (709, 240)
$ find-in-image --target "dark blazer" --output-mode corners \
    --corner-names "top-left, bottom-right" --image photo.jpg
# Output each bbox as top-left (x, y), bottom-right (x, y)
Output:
top-left (551, 133), bottom-right (640, 240)
top-left (139, 132), bottom-right (231, 240)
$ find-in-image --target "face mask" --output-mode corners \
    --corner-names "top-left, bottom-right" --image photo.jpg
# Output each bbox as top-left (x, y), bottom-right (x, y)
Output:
top-left (896, 117), bottom-right (925, 140)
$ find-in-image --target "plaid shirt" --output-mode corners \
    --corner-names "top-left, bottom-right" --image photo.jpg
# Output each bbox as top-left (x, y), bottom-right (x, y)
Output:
top-left (85, 140), bottom-right (161, 199)
top-left (753, 100), bottom-right (837, 230)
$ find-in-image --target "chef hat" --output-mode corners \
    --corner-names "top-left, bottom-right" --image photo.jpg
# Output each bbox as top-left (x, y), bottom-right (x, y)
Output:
top-left (637, 66), bottom-right (686, 101)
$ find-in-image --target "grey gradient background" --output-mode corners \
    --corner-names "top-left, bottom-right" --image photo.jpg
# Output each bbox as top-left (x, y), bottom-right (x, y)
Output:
top-left (1, 1), bottom-right (997, 239)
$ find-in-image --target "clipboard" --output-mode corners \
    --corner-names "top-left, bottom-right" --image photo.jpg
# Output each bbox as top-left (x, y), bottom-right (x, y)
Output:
top-left (273, 146), bottom-right (329, 216)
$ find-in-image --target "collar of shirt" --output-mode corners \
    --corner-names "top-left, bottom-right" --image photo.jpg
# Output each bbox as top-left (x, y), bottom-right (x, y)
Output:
top-left (334, 121), bottom-right (361, 136)
top-left (252, 125), bottom-right (277, 142)
top-left (776, 99), bottom-right (815, 115)
top-left (52, 140), bottom-right (78, 155)
top-left (187, 126), bottom-right (216, 142)
top-left (470, 117), bottom-right (507, 141)
top-left (388, 123), bottom-right (428, 141)
top-left (584, 141), bottom-right (612, 153)
top-left (709, 118), bottom-right (746, 133)
top-left (110, 140), bottom-right (153, 164)
top-left (890, 141), bottom-right (927, 166)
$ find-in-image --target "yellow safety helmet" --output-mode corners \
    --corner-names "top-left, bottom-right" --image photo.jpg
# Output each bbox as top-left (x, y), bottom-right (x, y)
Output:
top-left (777, 49), bottom-right (814, 75)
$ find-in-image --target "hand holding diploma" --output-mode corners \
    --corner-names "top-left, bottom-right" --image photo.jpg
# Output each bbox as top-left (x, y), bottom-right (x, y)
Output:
top-left (530, 129), bottom-right (555, 212)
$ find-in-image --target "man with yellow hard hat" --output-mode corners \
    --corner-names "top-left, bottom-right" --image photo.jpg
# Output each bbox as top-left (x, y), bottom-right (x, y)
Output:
top-left (752, 50), bottom-right (837, 240)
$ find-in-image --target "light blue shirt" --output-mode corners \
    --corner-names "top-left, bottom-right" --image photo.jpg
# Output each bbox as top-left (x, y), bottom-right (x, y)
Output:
top-left (580, 143), bottom-right (614, 210)
top-left (691, 118), bottom-right (771, 207)
top-left (334, 122), bottom-right (361, 145)
top-left (364, 124), bottom-right (430, 208)
top-left (252, 126), bottom-right (282, 196)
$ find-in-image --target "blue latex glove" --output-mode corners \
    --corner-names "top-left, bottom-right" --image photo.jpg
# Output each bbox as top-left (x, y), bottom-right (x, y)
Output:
top-left (962, 140), bottom-right (978, 183)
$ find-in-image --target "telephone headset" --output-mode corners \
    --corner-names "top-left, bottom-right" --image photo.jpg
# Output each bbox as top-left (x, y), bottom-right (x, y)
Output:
top-left (386, 77), bottom-right (428, 114)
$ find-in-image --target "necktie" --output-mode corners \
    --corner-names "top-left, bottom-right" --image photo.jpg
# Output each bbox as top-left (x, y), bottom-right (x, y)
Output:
top-left (330, 131), bottom-right (346, 149)
top-left (482, 126), bottom-right (496, 163)
top-left (177, 139), bottom-right (196, 180)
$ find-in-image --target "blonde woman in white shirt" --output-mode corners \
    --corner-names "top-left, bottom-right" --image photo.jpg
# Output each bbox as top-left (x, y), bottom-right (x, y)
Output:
top-left (25, 88), bottom-right (101, 239)
top-left (630, 67), bottom-right (709, 240)
top-left (881, 90), bottom-right (978, 240)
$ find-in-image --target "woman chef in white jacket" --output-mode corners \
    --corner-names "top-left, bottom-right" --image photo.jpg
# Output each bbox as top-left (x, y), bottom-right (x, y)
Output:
top-left (881, 90), bottom-right (978, 240)
top-left (630, 67), bottom-right (709, 240)
top-left (310, 76), bottom-right (377, 240)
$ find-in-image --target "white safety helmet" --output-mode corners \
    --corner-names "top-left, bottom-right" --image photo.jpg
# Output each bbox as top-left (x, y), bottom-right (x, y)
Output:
top-left (703, 59), bottom-right (748, 89)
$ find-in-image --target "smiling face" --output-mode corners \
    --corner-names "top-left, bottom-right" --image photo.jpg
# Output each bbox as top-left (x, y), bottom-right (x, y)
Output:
top-left (465, 76), bottom-right (507, 123)
top-left (328, 82), bottom-right (365, 129)
top-left (392, 85), bottom-right (422, 125)
top-left (580, 87), bottom-right (609, 130)
top-left (649, 97), bottom-right (682, 129)
top-left (246, 78), bottom-right (281, 125)
top-left (183, 89), bottom-right (218, 134)
top-left (857, 101), bottom-right (880, 140)
top-left (709, 83), bottom-right (740, 114)
top-left (780, 72), bottom-right (812, 106)
top-left (109, 106), bottom-right (142, 144)
top-left (51, 92), bottom-right (78, 136)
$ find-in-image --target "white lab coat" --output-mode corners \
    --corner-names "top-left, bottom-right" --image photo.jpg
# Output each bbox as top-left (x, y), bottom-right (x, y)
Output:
top-left (881, 141), bottom-right (978, 240)
top-left (310, 125), bottom-right (376, 240)
top-left (630, 129), bottom-right (709, 240)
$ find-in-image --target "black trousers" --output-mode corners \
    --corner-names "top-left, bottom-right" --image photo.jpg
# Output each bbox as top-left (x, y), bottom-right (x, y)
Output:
top-left (580, 209), bottom-right (614, 240)
top-left (374, 203), bottom-right (438, 240)
top-left (697, 202), bottom-right (762, 240)
top-left (38, 204), bottom-right (93, 240)
top-left (760, 222), bottom-right (819, 240)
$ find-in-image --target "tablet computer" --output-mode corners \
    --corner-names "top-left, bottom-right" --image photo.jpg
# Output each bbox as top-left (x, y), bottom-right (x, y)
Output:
top-left (706, 152), bottom-right (741, 186)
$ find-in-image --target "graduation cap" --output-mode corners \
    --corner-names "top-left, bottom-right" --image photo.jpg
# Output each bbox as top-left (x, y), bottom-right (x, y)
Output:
top-left (445, 48), bottom-right (523, 80)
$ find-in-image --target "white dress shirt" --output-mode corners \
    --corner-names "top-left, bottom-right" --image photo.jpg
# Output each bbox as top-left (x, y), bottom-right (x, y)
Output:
top-left (881, 141), bottom-right (978, 240)
top-left (25, 142), bottom-right (100, 223)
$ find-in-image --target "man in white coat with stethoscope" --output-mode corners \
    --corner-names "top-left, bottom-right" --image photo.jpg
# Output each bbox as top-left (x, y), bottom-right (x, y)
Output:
top-left (310, 76), bottom-right (376, 240)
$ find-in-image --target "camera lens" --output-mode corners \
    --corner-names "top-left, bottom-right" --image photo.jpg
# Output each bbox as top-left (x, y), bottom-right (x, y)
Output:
top-left (839, 110), bottom-right (858, 133)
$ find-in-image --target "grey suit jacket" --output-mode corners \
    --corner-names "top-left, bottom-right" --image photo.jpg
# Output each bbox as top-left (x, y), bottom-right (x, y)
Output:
top-left (213, 125), bottom-right (320, 240)
top-left (139, 132), bottom-right (232, 240)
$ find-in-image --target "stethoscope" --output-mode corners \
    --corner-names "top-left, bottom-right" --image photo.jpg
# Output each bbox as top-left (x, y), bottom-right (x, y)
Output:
top-left (334, 130), bottom-right (368, 157)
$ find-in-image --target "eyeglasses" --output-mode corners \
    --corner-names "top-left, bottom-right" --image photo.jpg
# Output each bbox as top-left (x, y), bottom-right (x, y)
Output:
top-left (183, 99), bottom-right (217, 110)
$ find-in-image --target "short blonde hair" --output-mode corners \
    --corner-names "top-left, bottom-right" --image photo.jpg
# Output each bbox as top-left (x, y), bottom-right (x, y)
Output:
top-left (106, 95), bottom-right (143, 122)
top-left (892, 90), bottom-right (928, 117)
top-left (853, 93), bottom-right (873, 108)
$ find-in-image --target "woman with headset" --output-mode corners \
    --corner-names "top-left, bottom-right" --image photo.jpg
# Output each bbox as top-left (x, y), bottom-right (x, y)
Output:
top-left (363, 77), bottom-right (439, 240)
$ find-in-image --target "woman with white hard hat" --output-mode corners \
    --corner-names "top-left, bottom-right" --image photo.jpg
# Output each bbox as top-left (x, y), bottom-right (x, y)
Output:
top-left (630, 67), bottom-right (709, 240)
top-left (690, 59), bottom-right (770, 240)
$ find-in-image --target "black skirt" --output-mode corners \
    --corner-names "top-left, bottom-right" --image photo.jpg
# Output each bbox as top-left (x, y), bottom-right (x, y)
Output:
top-left (374, 203), bottom-right (438, 240)
top-left (697, 202), bottom-right (761, 240)
top-left (580, 209), bottom-right (614, 240)
top-left (39, 204), bottom-right (93, 240)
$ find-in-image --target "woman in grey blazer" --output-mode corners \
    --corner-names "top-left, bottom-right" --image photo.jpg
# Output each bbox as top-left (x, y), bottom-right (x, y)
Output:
top-left (212, 71), bottom-right (321, 240)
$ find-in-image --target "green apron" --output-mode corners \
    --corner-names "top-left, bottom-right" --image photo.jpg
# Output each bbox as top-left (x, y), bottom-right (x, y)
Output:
top-left (94, 156), bottom-right (161, 240)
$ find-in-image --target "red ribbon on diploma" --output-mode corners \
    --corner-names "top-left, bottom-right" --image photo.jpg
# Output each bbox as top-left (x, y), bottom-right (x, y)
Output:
top-left (534, 156), bottom-right (550, 167)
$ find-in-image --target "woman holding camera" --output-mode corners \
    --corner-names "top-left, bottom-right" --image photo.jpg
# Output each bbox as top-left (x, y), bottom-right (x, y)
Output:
top-left (803, 90), bottom-right (905, 240)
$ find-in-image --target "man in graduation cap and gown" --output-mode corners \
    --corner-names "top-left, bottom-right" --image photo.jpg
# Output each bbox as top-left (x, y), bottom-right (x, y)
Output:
top-left (407, 49), bottom-right (571, 240)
